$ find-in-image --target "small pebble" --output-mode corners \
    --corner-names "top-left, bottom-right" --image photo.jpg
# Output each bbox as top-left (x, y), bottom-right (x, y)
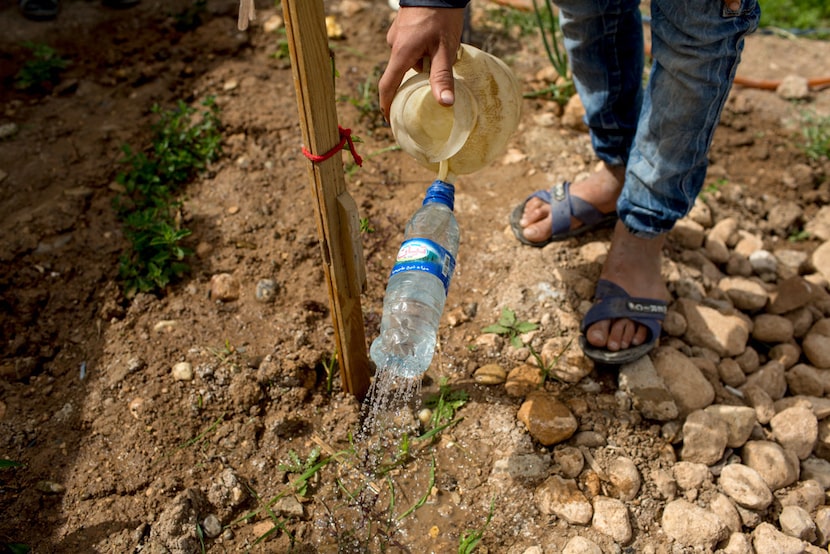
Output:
top-left (473, 363), bottom-right (506, 385)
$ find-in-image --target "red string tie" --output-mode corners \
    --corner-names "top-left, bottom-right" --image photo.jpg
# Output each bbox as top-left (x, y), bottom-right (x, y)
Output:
top-left (302, 125), bottom-right (363, 167)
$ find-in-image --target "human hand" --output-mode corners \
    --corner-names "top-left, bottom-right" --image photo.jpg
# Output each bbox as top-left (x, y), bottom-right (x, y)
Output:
top-left (378, 7), bottom-right (466, 119)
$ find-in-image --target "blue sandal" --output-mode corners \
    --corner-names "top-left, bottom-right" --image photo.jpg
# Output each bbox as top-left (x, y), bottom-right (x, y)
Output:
top-left (579, 279), bottom-right (667, 365)
top-left (509, 181), bottom-right (617, 247)
top-left (19, 0), bottom-right (59, 20)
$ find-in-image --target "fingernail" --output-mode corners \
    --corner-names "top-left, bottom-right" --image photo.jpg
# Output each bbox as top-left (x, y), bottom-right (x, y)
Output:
top-left (729, 1), bottom-right (740, 10)
top-left (440, 90), bottom-right (454, 105)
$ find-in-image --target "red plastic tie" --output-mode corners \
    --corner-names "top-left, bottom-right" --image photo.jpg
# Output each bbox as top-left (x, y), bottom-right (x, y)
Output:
top-left (302, 126), bottom-right (363, 167)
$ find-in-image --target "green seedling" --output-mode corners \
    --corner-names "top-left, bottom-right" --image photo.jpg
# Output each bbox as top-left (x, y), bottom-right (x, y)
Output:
top-left (322, 351), bottom-right (338, 393)
top-left (788, 229), bottom-right (811, 242)
top-left (424, 377), bottom-right (468, 430)
top-left (397, 454), bottom-right (436, 520)
top-left (14, 42), bottom-right (69, 92)
top-left (195, 523), bottom-right (206, 554)
top-left (801, 109), bottom-right (830, 161)
top-left (482, 307), bottom-right (569, 382)
top-left (760, 0), bottom-right (830, 34)
top-left (0, 459), bottom-right (24, 469)
top-left (527, 0), bottom-right (575, 105)
top-left (1, 544), bottom-right (31, 554)
top-left (269, 28), bottom-right (290, 60)
top-left (482, 307), bottom-right (539, 348)
top-left (173, 413), bottom-right (225, 453)
top-left (359, 217), bottom-right (374, 234)
top-left (279, 447), bottom-right (323, 496)
top-left (485, 6), bottom-right (540, 37)
top-left (700, 177), bottom-right (727, 200)
top-left (114, 97), bottom-right (222, 297)
top-left (344, 63), bottom-right (386, 129)
top-left (172, 0), bottom-right (207, 32)
top-left (458, 497), bottom-right (496, 554)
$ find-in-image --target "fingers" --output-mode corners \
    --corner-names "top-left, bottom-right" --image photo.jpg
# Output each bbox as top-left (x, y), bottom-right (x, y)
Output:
top-left (724, 0), bottom-right (741, 11)
top-left (378, 7), bottom-right (465, 118)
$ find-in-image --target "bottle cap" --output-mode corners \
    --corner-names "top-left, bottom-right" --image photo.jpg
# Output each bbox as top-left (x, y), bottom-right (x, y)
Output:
top-left (423, 180), bottom-right (455, 210)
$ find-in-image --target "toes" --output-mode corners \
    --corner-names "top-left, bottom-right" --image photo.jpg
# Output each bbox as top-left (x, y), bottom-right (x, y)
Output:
top-left (586, 319), bottom-right (611, 348)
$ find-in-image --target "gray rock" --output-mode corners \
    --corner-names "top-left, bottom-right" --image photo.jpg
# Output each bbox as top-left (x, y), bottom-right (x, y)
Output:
top-left (718, 358), bottom-right (747, 388)
top-left (812, 241), bottom-right (830, 283)
top-left (805, 207), bottom-right (830, 241)
top-left (607, 457), bottom-right (641, 501)
top-left (617, 355), bottom-right (678, 421)
top-left (751, 314), bottom-right (794, 344)
top-left (770, 406), bottom-right (818, 460)
top-left (709, 492), bottom-right (743, 534)
top-left (776, 74), bottom-right (810, 100)
top-left (681, 410), bottom-right (729, 465)
top-left (752, 522), bottom-right (808, 554)
top-left (749, 249), bottom-right (778, 276)
top-left (671, 219), bottom-right (706, 249)
top-left (815, 506), bottom-right (830, 546)
top-left (742, 360), bottom-right (787, 401)
top-left (705, 405), bottom-right (757, 448)
top-left (709, 217), bottom-right (739, 245)
top-left (534, 475), bottom-right (592, 524)
top-left (779, 505), bottom-right (816, 541)
top-left (803, 319), bottom-right (830, 369)
top-left (562, 536), bottom-right (602, 554)
top-left (778, 479), bottom-right (824, 513)
top-left (741, 440), bottom-right (800, 491)
top-left (766, 200), bottom-right (803, 235)
top-left (718, 532), bottom-right (753, 554)
top-left (553, 446), bottom-right (584, 479)
top-left (672, 461), bottom-right (711, 490)
top-left (705, 236), bottom-right (731, 264)
top-left (591, 496), bottom-right (631, 544)
top-left (661, 499), bottom-right (728, 549)
top-left (742, 385), bottom-right (776, 424)
top-left (677, 298), bottom-right (750, 357)
top-left (769, 276), bottom-right (818, 314)
top-left (202, 514), bottom-right (222, 538)
top-left (770, 342), bottom-right (802, 369)
top-left (801, 457), bottom-right (830, 490)
top-left (719, 463), bottom-right (773, 510)
top-left (652, 347), bottom-right (715, 416)
top-left (719, 276), bottom-right (769, 311)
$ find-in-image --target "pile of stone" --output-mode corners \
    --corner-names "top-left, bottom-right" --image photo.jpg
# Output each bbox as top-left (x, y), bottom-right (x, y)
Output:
top-left (476, 197), bottom-right (830, 552)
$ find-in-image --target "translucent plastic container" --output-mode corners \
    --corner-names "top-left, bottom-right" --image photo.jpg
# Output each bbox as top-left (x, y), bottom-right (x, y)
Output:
top-left (389, 43), bottom-right (522, 180)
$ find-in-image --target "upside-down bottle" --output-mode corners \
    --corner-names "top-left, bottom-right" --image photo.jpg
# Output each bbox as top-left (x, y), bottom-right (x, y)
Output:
top-left (369, 180), bottom-right (460, 378)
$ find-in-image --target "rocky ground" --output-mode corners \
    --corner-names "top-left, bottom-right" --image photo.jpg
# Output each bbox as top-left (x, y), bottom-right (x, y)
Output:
top-left (3, 1), bottom-right (830, 553)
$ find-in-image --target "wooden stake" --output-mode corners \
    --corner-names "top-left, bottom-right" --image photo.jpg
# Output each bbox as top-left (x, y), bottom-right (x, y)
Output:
top-left (282, 0), bottom-right (371, 398)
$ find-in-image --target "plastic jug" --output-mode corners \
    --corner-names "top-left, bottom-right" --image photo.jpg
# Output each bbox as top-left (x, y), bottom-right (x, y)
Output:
top-left (389, 43), bottom-right (522, 181)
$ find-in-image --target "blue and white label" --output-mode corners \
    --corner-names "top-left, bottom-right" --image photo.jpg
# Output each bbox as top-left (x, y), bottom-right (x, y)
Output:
top-left (390, 238), bottom-right (456, 294)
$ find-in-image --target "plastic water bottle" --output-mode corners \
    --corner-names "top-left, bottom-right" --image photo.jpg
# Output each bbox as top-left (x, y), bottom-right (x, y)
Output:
top-left (370, 180), bottom-right (460, 378)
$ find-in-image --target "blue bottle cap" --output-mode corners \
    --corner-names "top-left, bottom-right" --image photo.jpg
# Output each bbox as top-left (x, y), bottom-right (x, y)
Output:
top-left (423, 180), bottom-right (455, 211)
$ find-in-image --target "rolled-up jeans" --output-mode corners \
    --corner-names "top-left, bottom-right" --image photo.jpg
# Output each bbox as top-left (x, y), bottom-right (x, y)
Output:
top-left (556, 0), bottom-right (761, 237)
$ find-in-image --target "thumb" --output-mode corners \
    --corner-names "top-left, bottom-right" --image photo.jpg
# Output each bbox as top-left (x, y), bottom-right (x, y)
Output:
top-left (428, 50), bottom-right (457, 106)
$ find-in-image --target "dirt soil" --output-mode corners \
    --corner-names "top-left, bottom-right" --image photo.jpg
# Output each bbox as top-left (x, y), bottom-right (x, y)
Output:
top-left (2, 1), bottom-right (830, 553)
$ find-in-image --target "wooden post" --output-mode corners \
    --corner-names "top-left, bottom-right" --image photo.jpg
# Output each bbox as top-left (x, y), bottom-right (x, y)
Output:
top-left (282, 0), bottom-right (371, 398)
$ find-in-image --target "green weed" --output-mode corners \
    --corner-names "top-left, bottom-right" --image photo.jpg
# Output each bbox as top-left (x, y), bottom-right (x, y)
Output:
top-left (279, 447), bottom-right (323, 497)
top-left (14, 42), bottom-right (69, 92)
top-left (527, 0), bottom-right (575, 105)
top-left (482, 307), bottom-right (539, 349)
top-left (322, 351), bottom-right (338, 393)
top-left (458, 497), bottom-right (496, 554)
top-left (359, 217), bottom-right (374, 234)
top-left (788, 229), bottom-right (811, 242)
top-left (343, 63), bottom-right (386, 129)
top-left (482, 307), bottom-right (568, 382)
top-left (423, 377), bottom-right (468, 430)
top-left (172, 0), bottom-right (207, 32)
top-left (801, 110), bottom-right (830, 160)
top-left (485, 6), bottom-right (540, 37)
top-left (760, 0), bottom-right (830, 34)
top-left (114, 97), bottom-right (222, 297)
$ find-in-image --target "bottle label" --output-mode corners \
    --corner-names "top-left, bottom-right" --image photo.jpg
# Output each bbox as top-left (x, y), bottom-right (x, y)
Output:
top-left (390, 238), bottom-right (456, 294)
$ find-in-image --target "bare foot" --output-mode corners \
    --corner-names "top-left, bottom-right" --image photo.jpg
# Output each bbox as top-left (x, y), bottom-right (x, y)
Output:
top-left (584, 221), bottom-right (671, 353)
top-left (518, 162), bottom-right (625, 243)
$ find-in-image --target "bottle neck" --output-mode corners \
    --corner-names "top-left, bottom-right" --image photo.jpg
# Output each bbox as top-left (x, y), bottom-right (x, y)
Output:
top-left (422, 180), bottom-right (455, 211)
